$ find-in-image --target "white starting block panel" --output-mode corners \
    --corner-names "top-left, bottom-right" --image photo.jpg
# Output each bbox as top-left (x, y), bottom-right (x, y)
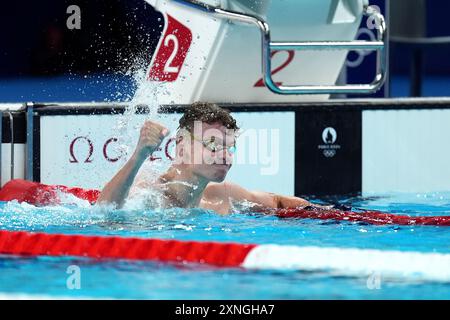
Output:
top-left (145, 0), bottom-right (367, 103)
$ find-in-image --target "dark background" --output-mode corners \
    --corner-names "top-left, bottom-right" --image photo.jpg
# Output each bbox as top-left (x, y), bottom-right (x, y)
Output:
top-left (0, 0), bottom-right (163, 76)
top-left (390, 0), bottom-right (450, 75)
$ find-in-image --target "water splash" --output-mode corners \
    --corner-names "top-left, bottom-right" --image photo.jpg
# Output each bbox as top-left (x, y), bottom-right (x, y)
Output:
top-left (0, 200), bottom-right (105, 231)
top-left (123, 183), bottom-right (166, 211)
top-left (107, 56), bottom-right (175, 209)
top-left (0, 199), bottom-right (209, 233)
top-left (113, 60), bottom-right (163, 158)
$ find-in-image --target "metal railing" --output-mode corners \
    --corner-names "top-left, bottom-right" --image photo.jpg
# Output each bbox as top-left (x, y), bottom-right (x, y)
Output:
top-left (172, 0), bottom-right (387, 95)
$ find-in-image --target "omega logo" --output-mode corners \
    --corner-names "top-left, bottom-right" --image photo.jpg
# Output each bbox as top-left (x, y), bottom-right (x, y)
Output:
top-left (69, 136), bottom-right (176, 163)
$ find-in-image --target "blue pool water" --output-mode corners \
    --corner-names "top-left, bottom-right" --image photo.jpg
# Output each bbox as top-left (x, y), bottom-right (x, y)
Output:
top-left (1, 192), bottom-right (450, 299)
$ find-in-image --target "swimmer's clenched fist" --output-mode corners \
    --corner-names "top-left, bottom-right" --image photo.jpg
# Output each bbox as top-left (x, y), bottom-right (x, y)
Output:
top-left (135, 120), bottom-right (169, 158)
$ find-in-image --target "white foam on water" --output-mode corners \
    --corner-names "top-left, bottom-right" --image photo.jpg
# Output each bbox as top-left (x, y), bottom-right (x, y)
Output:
top-left (243, 245), bottom-right (450, 283)
top-left (0, 200), bottom-right (111, 230)
top-left (54, 189), bottom-right (92, 208)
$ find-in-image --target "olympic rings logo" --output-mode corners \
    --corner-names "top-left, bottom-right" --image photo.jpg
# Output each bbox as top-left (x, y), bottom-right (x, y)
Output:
top-left (346, 28), bottom-right (377, 68)
top-left (346, 5), bottom-right (382, 69)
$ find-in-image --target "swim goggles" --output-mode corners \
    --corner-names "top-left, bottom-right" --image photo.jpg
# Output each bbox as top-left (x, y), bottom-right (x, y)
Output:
top-left (192, 135), bottom-right (236, 154)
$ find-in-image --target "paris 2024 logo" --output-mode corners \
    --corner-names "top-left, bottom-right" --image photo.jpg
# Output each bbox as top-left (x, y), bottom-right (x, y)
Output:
top-left (318, 127), bottom-right (341, 158)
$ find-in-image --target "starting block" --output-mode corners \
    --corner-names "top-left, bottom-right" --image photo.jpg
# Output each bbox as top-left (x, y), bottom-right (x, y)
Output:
top-left (145, 0), bottom-right (386, 103)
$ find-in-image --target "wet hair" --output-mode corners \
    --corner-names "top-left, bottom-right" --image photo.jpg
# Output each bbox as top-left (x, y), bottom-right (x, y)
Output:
top-left (178, 102), bottom-right (239, 132)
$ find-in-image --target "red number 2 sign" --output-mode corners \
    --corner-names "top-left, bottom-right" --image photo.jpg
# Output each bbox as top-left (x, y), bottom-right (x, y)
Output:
top-left (148, 15), bottom-right (193, 82)
top-left (254, 50), bottom-right (295, 87)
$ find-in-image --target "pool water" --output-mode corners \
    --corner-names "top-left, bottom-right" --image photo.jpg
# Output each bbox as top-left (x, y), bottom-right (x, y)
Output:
top-left (1, 192), bottom-right (450, 299)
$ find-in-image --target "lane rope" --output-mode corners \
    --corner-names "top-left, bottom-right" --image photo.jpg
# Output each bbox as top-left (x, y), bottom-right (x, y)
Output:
top-left (0, 230), bottom-right (255, 267)
top-left (2, 179), bottom-right (450, 227)
top-left (275, 207), bottom-right (450, 226)
top-left (1, 230), bottom-right (450, 282)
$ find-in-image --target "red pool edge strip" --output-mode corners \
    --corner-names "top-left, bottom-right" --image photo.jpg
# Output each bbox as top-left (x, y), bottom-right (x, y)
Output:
top-left (2, 179), bottom-right (450, 226)
top-left (0, 230), bottom-right (256, 267)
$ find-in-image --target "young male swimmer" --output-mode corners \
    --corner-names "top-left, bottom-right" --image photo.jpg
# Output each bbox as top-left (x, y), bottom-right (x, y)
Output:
top-left (98, 102), bottom-right (321, 214)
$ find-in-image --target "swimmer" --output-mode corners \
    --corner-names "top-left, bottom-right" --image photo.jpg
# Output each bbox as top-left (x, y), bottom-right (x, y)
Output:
top-left (98, 102), bottom-right (326, 214)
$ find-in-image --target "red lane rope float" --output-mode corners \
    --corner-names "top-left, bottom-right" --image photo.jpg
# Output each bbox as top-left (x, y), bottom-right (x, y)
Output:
top-left (3, 230), bottom-right (450, 282)
top-left (0, 179), bottom-right (100, 205)
top-left (275, 207), bottom-right (450, 226)
top-left (0, 230), bottom-right (255, 267)
top-left (2, 179), bottom-right (450, 226)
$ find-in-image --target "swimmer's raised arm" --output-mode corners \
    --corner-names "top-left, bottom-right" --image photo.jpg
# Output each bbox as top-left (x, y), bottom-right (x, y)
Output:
top-left (97, 120), bottom-right (169, 208)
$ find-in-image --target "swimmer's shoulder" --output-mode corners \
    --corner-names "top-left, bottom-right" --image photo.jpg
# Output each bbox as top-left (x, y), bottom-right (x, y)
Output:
top-left (202, 182), bottom-right (239, 214)
top-left (204, 182), bottom-right (225, 198)
top-left (203, 182), bottom-right (268, 213)
top-left (204, 181), bottom-right (247, 200)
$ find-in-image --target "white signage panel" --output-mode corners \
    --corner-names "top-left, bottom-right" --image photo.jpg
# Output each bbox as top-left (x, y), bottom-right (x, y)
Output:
top-left (363, 109), bottom-right (450, 194)
top-left (40, 112), bottom-right (295, 195)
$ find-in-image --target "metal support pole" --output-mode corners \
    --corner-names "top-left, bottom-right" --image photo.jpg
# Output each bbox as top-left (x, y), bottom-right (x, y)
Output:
top-left (26, 103), bottom-right (34, 181)
top-left (0, 111), bottom-right (2, 186)
top-left (6, 112), bottom-right (14, 180)
top-left (410, 49), bottom-right (423, 97)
